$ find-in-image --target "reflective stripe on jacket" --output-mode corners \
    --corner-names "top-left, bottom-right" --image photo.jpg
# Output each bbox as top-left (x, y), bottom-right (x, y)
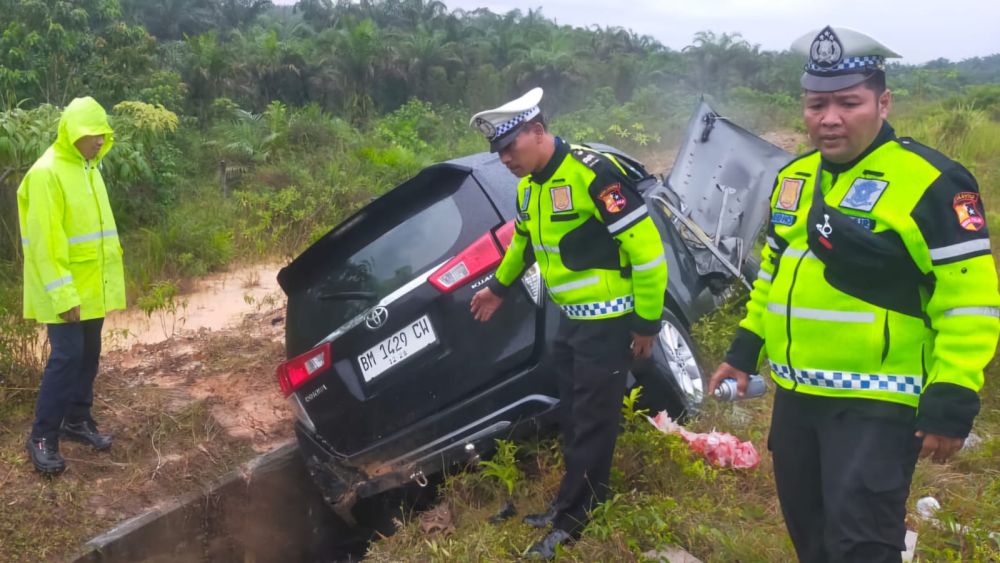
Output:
top-left (491, 139), bottom-right (667, 334)
top-left (17, 97), bottom-right (126, 323)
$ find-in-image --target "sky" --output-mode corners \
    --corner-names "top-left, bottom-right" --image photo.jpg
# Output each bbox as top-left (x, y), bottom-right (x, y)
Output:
top-left (275, 0), bottom-right (1000, 64)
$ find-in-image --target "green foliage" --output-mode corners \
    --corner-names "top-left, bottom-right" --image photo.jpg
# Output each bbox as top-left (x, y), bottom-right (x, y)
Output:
top-left (103, 101), bottom-right (184, 228)
top-left (374, 99), bottom-right (472, 154)
top-left (235, 185), bottom-right (326, 255)
top-left (135, 280), bottom-right (186, 338)
top-left (725, 86), bottom-right (800, 132)
top-left (586, 492), bottom-right (679, 551)
top-left (0, 104), bottom-right (61, 261)
top-left (0, 266), bottom-right (43, 413)
top-left (621, 385), bottom-right (649, 427)
top-left (0, 0), bottom-right (159, 108)
top-left (690, 288), bottom-right (750, 369)
top-left (478, 439), bottom-right (522, 497)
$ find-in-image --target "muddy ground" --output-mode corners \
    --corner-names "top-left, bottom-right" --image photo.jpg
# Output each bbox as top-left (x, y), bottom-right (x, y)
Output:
top-left (0, 268), bottom-right (291, 561)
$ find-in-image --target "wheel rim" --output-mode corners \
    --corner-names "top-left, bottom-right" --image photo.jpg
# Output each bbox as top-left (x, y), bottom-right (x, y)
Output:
top-left (658, 319), bottom-right (703, 407)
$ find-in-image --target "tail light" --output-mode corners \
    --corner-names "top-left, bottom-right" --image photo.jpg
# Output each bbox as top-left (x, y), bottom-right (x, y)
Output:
top-left (276, 342), bottom-right (331, 397)
top-left (429, 220), bottom-right (514, 292)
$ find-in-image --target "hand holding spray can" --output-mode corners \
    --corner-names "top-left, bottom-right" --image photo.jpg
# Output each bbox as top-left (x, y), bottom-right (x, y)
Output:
top-left (713, 374), bottom-right (767, 401)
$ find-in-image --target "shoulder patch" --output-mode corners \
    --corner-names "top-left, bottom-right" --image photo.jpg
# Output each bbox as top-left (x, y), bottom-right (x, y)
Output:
top-left (954, 192), bottom-right (985, 232)
top-left (598, 183), bottom-right (627, 213)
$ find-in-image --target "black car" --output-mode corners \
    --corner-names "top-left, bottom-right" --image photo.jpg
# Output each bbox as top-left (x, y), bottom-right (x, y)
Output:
top-left (275, 103), bottom-right (790, 519)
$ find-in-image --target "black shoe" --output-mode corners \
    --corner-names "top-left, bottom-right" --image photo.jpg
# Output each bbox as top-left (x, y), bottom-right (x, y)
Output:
top-left (26, 437), bottom-right (66, 475)
top-left (61, 420), bottom-right (113, 451)
top-left (525, 529), bottom-right (573, 560)
top-left (523, 504), bottom-right (558, 528)
top-left (488, 498), bottom-right (517, 524)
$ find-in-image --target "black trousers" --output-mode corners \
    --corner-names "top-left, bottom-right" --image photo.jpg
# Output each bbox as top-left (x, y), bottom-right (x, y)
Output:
top-left (550, 314), bottom-right (632, 535)
top-left (31, 318), bottom-right (105, 441)
top-left (769, 387), bottom-right (922, 563)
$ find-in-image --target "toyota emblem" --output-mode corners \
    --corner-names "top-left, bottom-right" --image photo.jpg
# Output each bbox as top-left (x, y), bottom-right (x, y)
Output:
top-left (365, 306), bottom-right (389, 330)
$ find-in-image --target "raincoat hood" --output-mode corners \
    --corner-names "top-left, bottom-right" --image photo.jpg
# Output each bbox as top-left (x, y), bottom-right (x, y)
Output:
top-left (54, 97), bottom-right (114, 162)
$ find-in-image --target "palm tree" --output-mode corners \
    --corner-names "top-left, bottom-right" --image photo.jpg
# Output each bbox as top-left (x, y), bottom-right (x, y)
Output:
top-left (393, 24), bottom-right (461, 101)
top-left (332, 18), bottom-right (385, 120)
top-left (682, 31), bottom-right (760, 95)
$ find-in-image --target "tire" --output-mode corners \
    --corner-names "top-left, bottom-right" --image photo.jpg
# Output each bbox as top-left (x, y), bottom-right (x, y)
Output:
top-left (631, 308), bottom-right (706, 422)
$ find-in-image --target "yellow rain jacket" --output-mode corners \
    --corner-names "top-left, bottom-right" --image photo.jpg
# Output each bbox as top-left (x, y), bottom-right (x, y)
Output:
top-left (17, 97), bottom-right (126, 324)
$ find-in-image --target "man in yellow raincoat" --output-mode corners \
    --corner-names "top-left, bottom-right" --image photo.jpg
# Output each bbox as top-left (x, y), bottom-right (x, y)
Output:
top-left (18, 96), bottom-right (126, 475)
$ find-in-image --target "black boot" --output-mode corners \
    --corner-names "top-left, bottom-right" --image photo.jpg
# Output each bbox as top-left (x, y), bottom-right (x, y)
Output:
top-left (523, 503), bottom-right (559, 528)
top-left (525, 529), bottom-right (573, 560)
top-left (26, 437), bottom-right (66, 475)
top-left (61, 420), bottom-right (112, 451)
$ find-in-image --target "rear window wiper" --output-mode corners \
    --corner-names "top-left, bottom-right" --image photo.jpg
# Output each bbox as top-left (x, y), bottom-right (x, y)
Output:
top-left (317, 291), bottom-right (377, 301)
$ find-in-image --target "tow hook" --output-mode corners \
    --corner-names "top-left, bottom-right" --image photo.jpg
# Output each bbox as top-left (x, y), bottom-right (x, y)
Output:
top-left (410, 470), bottom-right (428, 488)
top-left (465, 443), bottom-right (480, 464)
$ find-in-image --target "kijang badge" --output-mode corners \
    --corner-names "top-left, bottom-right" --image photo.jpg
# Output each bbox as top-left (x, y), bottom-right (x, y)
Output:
top-left (776, 178), bottom-right (803, 211)
top-left (550, 186), bottom-right (573, 212)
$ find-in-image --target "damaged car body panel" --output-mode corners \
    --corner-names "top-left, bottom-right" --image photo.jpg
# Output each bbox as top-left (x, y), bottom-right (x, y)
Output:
top-left (656, 101), bottom-right (793, 288)
top-left (276, 102), bottom-right (791, 519)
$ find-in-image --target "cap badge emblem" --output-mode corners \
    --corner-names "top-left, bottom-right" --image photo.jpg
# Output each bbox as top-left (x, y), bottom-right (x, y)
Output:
top-left (810, 26), bottom-right (843, 67)
top-left (474, 117), bottom-right (496, 139)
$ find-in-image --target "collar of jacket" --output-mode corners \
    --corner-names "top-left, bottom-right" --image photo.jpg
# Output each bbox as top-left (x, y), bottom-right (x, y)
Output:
top-left (529, 137), bottom-right (569, 184)
top-left (821, 121), bottom-right (896, 174)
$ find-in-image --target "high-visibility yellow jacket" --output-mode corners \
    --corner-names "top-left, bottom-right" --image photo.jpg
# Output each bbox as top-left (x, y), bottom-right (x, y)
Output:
top-left (17, 97), bottom-right (126, 324)
top-left (726, 123), bottom-right (999, 437)
top-left (489, 138), bottom-right (668, 335)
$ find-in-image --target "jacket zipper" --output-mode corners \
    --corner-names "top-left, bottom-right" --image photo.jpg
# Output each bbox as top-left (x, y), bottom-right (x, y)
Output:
top-left (85, 161), bottom-right (108, 306)
top-left (783, 251), bottom-right (807, 389)
top-left (535, 179), bottom-right (546, 283)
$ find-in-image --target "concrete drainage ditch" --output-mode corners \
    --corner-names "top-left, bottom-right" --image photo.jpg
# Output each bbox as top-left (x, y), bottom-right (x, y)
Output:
top-left (75, 441), bottom-right (389, 563)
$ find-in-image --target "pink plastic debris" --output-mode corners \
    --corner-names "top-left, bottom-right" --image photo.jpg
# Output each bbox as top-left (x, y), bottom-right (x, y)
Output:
top-left (647, 411), bottom-right (761, 469)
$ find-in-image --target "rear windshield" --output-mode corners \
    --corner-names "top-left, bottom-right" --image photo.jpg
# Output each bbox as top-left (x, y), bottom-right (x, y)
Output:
top-left (312, 197), bottom-right (463, 326)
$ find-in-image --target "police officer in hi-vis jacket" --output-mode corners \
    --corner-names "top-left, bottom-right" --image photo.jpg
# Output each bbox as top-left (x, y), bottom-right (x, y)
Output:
top-left (709, 26), bottom-right (1000, 562)
top-left (469, 88), bottom-right (668, 559)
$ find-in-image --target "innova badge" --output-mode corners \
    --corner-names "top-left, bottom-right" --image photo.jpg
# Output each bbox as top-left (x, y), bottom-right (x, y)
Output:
top-left (365, 306), bottom-right (389, 330)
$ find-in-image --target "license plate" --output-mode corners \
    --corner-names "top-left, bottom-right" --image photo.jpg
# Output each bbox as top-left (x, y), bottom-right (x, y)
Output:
top-left (357, 315), bottom-right (437, 382)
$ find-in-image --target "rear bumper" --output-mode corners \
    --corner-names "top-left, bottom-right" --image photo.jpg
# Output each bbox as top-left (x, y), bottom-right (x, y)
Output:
top-left (295, 389), bottom-right (560, 517)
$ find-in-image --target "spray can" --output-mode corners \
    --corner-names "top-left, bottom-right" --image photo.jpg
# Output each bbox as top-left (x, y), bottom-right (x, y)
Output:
top-left (714, 374), bottom-right (767, 401)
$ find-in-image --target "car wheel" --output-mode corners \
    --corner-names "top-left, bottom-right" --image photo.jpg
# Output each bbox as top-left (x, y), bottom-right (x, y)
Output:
top-left (632, 308), bottom-right (706, 421)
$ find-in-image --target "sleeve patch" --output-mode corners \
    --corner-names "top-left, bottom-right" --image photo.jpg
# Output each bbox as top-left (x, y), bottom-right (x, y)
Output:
top-left (953, 192), bottom-right (985, 232)
top-left (598, 183), bottom-right (627, 213)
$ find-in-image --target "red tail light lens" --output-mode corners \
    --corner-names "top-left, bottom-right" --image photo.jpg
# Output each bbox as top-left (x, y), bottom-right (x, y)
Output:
top-left (276, 342), bottom-right (331, 397)
top-left (429, 220), bottom-right (514, 293)
top-left (494, 220), bottom-right (515, 250)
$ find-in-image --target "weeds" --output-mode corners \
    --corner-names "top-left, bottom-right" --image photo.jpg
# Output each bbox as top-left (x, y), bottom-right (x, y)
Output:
top-left (479, 439), bottom-right (522, 499)
top-left (136, 281), bottom-right (188, 339)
